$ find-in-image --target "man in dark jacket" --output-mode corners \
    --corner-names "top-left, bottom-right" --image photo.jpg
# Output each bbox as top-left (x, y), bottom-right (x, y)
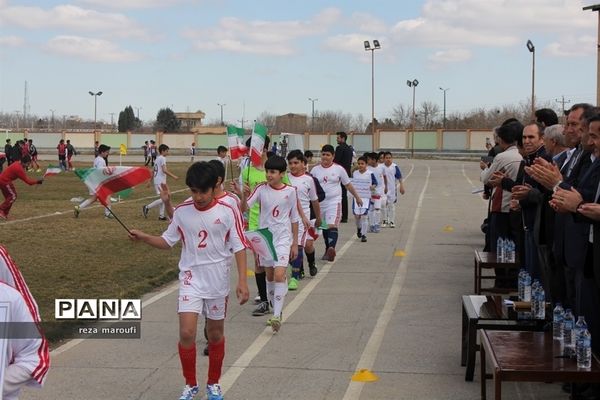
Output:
top-left (334, 131), bottom-right (353, 222)
top-left (4, 139), bottom-right (12, 165)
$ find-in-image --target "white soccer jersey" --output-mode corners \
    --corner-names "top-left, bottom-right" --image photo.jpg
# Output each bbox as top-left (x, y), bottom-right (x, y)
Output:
top-left (184, 192), bottom-right (242, 217)
top-left (153, 155), bottom-right (167, 184)
top-left (162, 200), bottom-right (247, 297)
top-left (1, 282), bottom-right (47, 397)
top-left (93, 155), bottom-right (106, 168)
top-left (247, 183), bottom-right (300, 239)
top-left (383, 163), bottom-right (402, 202)
top-left (352, 170), bottom-right (376, 200)
top-left (288, 173), bottom-right (318, 219)
top-left (369, 164), bottom-right (386, 196)
top-left (310, 163), bottom-right (350, 206)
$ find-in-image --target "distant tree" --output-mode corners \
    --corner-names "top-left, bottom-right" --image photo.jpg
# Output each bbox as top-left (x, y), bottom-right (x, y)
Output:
top-left (155, 108), bottom-right (180, 132)
top-left (118, 105), bottom-right (139, 132)
top-left (256, 111), bottom-right (277, 131)
top-left (350, 113), bottom-right (367, 133)
top-left (391, 104), bottom-right (411, 128)
top-left (417, 101), bottom-right (440, 129)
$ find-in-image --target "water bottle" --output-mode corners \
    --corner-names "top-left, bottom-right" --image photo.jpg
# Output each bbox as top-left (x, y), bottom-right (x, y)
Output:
top-left (553, 303), bottom-right (565, 340)
top-left (506, 240), bottom-right (516, 263)
top-left (518, 268), bottom-right (526, 301)
top-left (574, 316), bottom-right (588, 349)
top-left (577, 328), bottom-right (592, 369)
top-left (563, 309), bottom-right (575, 356)
top-left (523, 272), bottom-right (532, 302)
top-left (496, 237), bottom-right (505, 262)
top-left (535, 286), bottom-right (545, 320)
top-left (531, 279), bottom-right (540, 316)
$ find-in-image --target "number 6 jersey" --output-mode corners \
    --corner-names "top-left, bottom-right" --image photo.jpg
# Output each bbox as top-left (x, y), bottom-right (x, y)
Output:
top-left (247, 183), bottom-right (300, 243)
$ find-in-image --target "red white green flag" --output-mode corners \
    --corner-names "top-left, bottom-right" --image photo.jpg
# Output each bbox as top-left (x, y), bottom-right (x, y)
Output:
top-left (244, 228), bottom-right (277, 263)
top-left (227, 125), bottom-right (247, 160)
top-left (43, 165), bottom-right (62, 178)
top-left (74, 166), bottom-right (151, 206)
top-left (249, 122), bottom-right (267, 167)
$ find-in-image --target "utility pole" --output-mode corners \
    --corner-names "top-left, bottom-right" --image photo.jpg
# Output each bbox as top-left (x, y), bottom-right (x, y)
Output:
top-left (308, 98), bottom-right (318, 133)
top-left (109, 113), bottom-right (115, 128)
top-left (49, 109), bottom-right (55, 130)
top-left (217, 103), bottom-right (226, 126)
top-left (15, 111), bottom-right (21, 131)
top-left (555, 96), bottom-right (571, 122)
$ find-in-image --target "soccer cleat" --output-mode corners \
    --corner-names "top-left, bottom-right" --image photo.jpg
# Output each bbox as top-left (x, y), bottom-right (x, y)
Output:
top-left (356, 229), bottom-right (362, 239)
top-left (288, 277), bottom-right (299, 290)
top-left (299, 269), bottom-right (305, 279)
top-left (206, 384), bottom-right (223, 400)
top-left (321, 253), bottom-right (328, 261)
top-left (270, 316), bottom-right (281, 333)
top-left (373, 224), bottom-right (381, 233)
top-left (361, 235), bottom-right (367, 243)
top-left (203, 344), bottom-right (209, 356)
top-left (254, 295), bottom-right (261, 304)
top-left (158, 216), bottom-right (168, 221)
top-left (252, 301), bottom-right (269, 316)
top-left (326, 247), bottom-right (336, 262)
top-left (178, 384), bottom-right (200, 400)
top-left (142, 205), bottom-right (149, 218)
top-left (73, 205), bottom-right (80, 218)
top-left (382, 221), bottom-right (388, 228)
top-left (309, 263), bottom-right (318, 277)
top-left (104, 214), bottom-right (114, 219)
top-left (389, 222), bottom-right (396, 228)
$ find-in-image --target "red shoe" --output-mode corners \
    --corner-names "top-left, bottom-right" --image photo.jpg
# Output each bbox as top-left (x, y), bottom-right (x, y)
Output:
top-left (326, 247), bottom-right (336, 262)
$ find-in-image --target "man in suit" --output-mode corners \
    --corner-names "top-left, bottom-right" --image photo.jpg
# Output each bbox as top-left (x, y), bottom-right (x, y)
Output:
top-left (334, 131), bottom-right (354, 223)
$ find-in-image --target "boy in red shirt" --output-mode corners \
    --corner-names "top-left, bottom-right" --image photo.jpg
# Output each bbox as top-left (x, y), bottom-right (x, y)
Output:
top-left (0, 155), bottom-right (43, 219)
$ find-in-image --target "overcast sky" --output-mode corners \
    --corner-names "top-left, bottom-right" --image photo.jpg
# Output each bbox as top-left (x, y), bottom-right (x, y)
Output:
top-left (0, 0), bottom-right (598, 125)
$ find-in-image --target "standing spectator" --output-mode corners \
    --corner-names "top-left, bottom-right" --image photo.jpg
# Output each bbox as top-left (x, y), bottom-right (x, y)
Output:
top-left (149, 140), bottom-right (157, 166)
top-left (271, 141), bottom-right (278, 155)
top-left (534, 108), bottom-right (559, 128)
top-left (143, 144), bottom-right (178, 221)
top-left (5, 138), bottom-right (13, 165)
top-left (57, 139), bottom-right (67, 171)
top-left (280, 136), bottom-right (288, 158)
top-left (66, 139), bottom-right (77, 171)
top-left (94, 141), bottom-right (100, 157)
top-left (27, 139), bottom-right (40, 172)
top-left (11, 140), bottom-right (23, 164)
top-left (0, 155), bottom-right (43, 220)
top-left (190, 141), bottom-right (197, 163)
top-left (216, 146), bottom-right (228, 165)
top-left (334, 131), bottom-right (354, 223)
top-left (142, 140), bottom-right (150, 166)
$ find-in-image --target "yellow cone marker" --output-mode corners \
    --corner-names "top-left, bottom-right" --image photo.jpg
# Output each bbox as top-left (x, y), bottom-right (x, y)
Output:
top-left (351, 369), bottom-right (379, 382)
top-left (394, 250), bottom-right (406, 257)
top-left (246, 269), bottom-right (255, 277)
top-left (443, 225), bottom-right (454, 232)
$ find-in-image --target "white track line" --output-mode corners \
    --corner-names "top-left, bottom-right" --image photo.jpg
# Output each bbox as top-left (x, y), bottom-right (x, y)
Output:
top-left (342, 164), bottom-right (430, 400)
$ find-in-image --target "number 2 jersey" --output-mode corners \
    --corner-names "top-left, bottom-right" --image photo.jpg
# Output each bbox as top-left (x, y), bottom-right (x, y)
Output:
top-left (161, 199), bottom-right (247, 298)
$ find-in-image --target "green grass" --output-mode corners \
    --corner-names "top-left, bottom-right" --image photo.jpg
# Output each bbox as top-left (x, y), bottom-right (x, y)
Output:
top-left (0, 161), bottom-right (219, 344)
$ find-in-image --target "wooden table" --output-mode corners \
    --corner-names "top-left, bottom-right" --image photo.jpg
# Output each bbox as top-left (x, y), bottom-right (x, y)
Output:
top-left (474, 251), bottom-right (519, 294)
top-left (461, 295), bottom-right (547, 381)
top-left (479, 330), bottom-right (600, 400)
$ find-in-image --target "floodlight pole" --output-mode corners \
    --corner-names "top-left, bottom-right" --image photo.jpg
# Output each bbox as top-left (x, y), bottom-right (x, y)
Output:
top-left (584, 4), bottom-right (600, 105)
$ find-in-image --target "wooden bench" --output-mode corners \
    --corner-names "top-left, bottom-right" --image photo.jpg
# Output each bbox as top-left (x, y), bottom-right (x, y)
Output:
top-left (474, 251), bottom-right (519, 294)
top-left (479, 330), bottom-right (600, 400)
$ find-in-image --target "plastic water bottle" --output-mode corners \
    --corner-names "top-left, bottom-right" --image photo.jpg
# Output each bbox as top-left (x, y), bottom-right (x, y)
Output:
top-left (518, 268), bottom-right (527, 301)
top-left (535, 286), bottom-right (545, 320)
top-left (563, 309), bottom-right (576, 356)
top-left (577, 328), bottom-right (592, 369)
top-left (496, 237), bottom-right (505, 262)
top-left (523, 272), bottom-right (532, 302)
top-left (553, 303), bottom-right (565, 340)
top-left (531, 279), bottom-right (540, 315)
top-left (574, 316), bottom-right (588, 349)
top-left (506, 240), bottom-right (516, 263)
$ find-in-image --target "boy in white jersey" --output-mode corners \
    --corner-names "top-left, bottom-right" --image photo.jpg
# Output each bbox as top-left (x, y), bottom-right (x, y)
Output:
top-left (352, 156), bottom-right (377, 242)
top-left (382, 151), bottom-right (404, 228)
top-left (366, 152), bottom-right (387, 233)
top-left (286, 150), bottom-right (321, 290)
top-left (243, 155), bottom-right (299, 332)
top-left (311, 145), bottom-right (363, 262)
top-left (143, 144), bottom-right (179, 221)
top-left (129, 161), bottom-right (249, 400)
top-left (74, 144), bottom-right (113, 219)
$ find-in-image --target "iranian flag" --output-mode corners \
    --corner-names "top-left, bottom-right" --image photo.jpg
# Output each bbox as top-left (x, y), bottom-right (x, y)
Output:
top-left (244, 228), bottom-right (277, 264)
top-left (75, 166), bottom-right (151, 206)
top-left (43, 165), bottom-right (62, 178)
top-left (227, 125), bottom-right (247, 160)
top-left (249, 122), bottom-right (267, 167)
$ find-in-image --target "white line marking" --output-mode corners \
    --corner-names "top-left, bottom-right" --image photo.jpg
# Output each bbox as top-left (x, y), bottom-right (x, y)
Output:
top-left (342, 165), bottom-right (430, 400)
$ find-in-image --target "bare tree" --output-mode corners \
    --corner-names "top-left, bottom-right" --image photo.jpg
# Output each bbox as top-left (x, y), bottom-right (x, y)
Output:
top-left (417, 101), bottom-right (440, 129)
top-left (391, 104), bottom-right (411, 128)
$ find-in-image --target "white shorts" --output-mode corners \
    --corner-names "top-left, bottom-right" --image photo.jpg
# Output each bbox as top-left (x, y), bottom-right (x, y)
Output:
top-left (321, 201), bottom-right (341, 226)
top-left (353, 198), bottom-right (370, 216)
top-left (260, 236), bottom-right (291, 267)
top-left (154, 183), bottom-right (164, 195)
top-left (178, 294), bottom-right (228, 320)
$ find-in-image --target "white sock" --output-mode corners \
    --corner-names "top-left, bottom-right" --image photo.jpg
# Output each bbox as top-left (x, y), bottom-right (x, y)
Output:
top-left (147, 198), bottom-right (162, 210)
top-left (361, 217), bottom-right (369, 235)
top-left (272, 282), bottom-right (288, 318)
top-left (374, 210), bottom-right (381, 226)
top-left (355, 217), bottom-right (361, 231)
top-left (266, 280), bottom-right (275, 305)
top-left (387, 203), bottom-right (395, 224)
top-left (368, 210), bottom-right (375, 227)
top-left (79, 198), bottom-right (94, 209)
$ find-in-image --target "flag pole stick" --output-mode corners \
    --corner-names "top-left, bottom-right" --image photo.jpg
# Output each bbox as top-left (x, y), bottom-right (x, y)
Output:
top-left (104, 205), bottom-right (132, 235)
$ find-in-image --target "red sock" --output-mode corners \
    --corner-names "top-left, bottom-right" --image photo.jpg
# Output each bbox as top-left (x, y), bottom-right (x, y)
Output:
top-left (207, 337), bottom-right (225, 385)
top-left (178, 342), bottom-right (197, 386)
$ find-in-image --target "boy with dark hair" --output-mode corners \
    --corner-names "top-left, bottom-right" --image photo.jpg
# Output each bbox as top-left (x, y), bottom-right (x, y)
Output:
top-left (351, 156), bottom-right (376, 242)
top-left (74, 145), bottom-right (113, 218)
top-left (382, 151), bottom-right (404, 228)
top-left (130, 161), bottom-right (249, 400)
top-left (143, 144), bottom-right (178, 221)
top-left (28, 139), bottom-right (40, 172)
top-left (243, 155), bottom-right (299, 331)
top-left (142, 140), bottom-right (150, 166)
top-left (149, 140), bottom-right (157, 166)
top-left (366, 152), bottom-right (387, 233)
top-left (66, 139), bottom-right (76, 171)
top-left (287, 150), bottom-right (321, 288)
top-left (311, 145), bottom-right (362, 261)
top-left (217, 146), bottom-right (228, 165)
top-left (0, 155), bottom-right (43, 220)
top-left (57, 139), bottom-right (67, 171)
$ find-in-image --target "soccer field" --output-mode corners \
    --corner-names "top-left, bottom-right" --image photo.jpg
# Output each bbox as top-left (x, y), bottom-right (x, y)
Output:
top-left (0, 161), bottom-right (201, 342)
